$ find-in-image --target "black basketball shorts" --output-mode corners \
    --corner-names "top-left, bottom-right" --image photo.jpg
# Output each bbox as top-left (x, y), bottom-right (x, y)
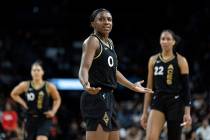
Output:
top-left (80, 91), bottom-right (119, 131)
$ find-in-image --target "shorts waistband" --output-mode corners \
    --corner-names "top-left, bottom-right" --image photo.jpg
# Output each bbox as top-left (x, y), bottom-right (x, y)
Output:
top-left (100, 88), bottom-right (114, 93)
top-left (155, 90), bottom-right (179, 95)
top-left (27, 112), bottom-right (45, 118)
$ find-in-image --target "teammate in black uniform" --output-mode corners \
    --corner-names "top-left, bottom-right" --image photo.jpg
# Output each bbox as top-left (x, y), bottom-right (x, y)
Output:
top-left (79, 8), bottom-right (153, 140)
top-left (10, 61), bottom-right (61, 140)
top-left (140, 30), bottom-right (192, 140)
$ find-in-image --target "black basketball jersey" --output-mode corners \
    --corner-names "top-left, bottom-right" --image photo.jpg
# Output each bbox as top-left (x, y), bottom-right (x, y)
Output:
top-left (88, 34), bottom-right (118, 89)
top-left (25, 81), bottom-right (51, 115)
top-left (153, 54), bottom-right (182, 94)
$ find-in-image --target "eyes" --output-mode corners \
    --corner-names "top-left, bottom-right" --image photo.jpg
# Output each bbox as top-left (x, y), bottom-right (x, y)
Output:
top-left (32, 69), bottom-right (41, 72)
top-left (161, 37), bottom-right (173, 41)
top-left (32, 66), bottom-right (43, 73)
top-left (98, 17), bottom-right (112, 22)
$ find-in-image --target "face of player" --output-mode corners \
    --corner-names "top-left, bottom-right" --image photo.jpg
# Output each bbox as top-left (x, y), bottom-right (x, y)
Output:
top-left (31, 64), bottom-right (44, 81)
top-left (160, 31), bottom-right (175, 52)
top-left (91, 11), bottom-right (113, 36)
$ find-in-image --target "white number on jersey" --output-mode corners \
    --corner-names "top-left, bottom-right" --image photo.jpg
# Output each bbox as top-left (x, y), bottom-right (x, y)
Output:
top-left (26, 92), bottom-right (35, 101)
top-left (108, 56), bottom-right (114, 67)
top-left (154, 66), bottom-right (164, 75)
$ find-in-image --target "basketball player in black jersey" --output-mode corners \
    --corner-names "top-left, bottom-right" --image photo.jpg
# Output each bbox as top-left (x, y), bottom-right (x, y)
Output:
top-left (79, 8), bottom-right (153, 140)
top-left (140, 30), bottom-right (192, 140)
top-left (10, 61), bottom-right (61, 140)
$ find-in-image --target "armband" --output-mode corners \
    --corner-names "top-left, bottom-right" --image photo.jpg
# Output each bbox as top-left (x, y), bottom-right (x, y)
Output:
top-left (181, 74), bottom-right (191, 106)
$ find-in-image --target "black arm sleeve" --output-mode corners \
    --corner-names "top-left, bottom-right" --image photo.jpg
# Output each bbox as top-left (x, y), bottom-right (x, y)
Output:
top-left (181, 74), bottom-right (191, 106)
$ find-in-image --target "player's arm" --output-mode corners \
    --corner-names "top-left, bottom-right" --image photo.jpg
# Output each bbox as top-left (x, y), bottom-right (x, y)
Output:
top-left (177, 54), bottom-right (192, 127)
top-left (143, 56), bottom-right (155, 114)
top-left (78, 36), bottom-right (101, 94)
top-left (116, 70), bottom-right (153, 94)
top-left (178, 54), bottom-right (191, 111)
top-left (44, 83), bottom-right (61, 118)
top-left (140, 55), bottom-right (156, 129)
top-left (10, 81), bottom-right (28, 109)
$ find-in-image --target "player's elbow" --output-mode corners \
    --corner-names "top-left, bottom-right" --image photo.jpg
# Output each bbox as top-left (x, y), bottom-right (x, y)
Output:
top-left (10, 91), bottom-right (17, 100)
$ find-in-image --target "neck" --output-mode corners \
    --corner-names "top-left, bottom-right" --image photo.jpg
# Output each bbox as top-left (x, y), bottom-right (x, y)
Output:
top-left (32, 79), bottom-right (43, 85)
top-left (94, 31), bottom-right (109, 42)
top-left (162, 50), bottom-right (173, 57)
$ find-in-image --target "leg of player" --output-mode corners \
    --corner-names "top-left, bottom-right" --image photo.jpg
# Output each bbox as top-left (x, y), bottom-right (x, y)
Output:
top-left (146, 110), bottom-right (166, 140)
top-left (86, 124), bottom-right (109, 140)
top-left (36, 136), bottom-right (48, 140)
top-left (108, 131), bottom-right (120, 140)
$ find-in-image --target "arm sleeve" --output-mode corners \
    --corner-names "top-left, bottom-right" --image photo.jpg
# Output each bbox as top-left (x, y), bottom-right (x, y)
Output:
top-left (181, 74), bottom-right (192, 106)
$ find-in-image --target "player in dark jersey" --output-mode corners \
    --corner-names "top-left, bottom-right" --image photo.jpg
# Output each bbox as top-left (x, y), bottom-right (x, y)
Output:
top-left (78, 8), bottom-right (153, 140)
top-left (140, 30), bottom-right (192, 140)
top-left (10, 61), bottom-right (61, 140)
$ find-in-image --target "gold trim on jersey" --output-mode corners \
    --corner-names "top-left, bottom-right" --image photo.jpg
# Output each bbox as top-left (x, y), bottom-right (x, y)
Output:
top-left (37, 91), bottom-right (44, 109)
top-left (159, 53), bottom-right (175, 63)
top-left (166, 64), bottom-right (174, 85)
top-left (26, 81), bottom-right (31, 92)
top-left (94, 34), bottom-right (112, 50)
top-left (45, 82), bottom-right (50, 96)
top-left (108, 38), bottom-right (114, 50)
top-left (94, 44), bottom-right (103, 59)
top-left (31, 81), bottom-right (46, 90)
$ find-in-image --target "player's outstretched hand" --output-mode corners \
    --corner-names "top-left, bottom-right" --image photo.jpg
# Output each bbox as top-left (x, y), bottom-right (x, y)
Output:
top-left (133, 80), bottom-right (154, 94)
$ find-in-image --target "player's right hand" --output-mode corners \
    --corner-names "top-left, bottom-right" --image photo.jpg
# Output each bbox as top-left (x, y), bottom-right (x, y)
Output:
top-left (84, 82), bottom-right (101, 95)
top-left (140, 113), bottom-right (148, 129)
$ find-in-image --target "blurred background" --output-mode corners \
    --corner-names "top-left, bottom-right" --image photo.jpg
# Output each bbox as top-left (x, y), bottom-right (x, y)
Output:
top-left (0, 0), bottom-right (210, 139)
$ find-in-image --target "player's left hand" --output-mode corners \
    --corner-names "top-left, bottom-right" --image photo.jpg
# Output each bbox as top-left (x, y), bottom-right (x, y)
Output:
top-left (133, 80), bottom-right (154, 94)
top-left (182, 114), bottom-right (192, 128)
top-left (44, 110), bottom-right (55, 118)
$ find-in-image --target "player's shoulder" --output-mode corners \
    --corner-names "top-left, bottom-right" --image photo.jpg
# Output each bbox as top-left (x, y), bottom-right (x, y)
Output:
top-left (83, 35), bottom-right (99, 45)
top-left (45, 81), bottom-right (57, 90)
top-left (149, 53), bottom-right (159, 62)
top-left (15, 81), bottom-right (30, 91)
top-left (176, 53), bottom-right (187, 63)
top-left (19, 81), bottom-right (30, 87)
top-left (148, 53), bottom-right (159, 66)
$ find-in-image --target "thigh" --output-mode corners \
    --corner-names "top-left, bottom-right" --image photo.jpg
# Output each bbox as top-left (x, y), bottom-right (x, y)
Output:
top-left (86, 124), bottom-right (109, 140)
top-left (36, 136), bottom-right (48, 140)
top-left (146, 109), bottom-right (166, 140)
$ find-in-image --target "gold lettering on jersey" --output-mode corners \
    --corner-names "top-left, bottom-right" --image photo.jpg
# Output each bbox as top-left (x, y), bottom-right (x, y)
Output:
top-left (103, 112), bottom-right (109, 126)
top-left (37, 91), bottom-right (44, 109)
top-left (166, 64), bottom-right (174, 85)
